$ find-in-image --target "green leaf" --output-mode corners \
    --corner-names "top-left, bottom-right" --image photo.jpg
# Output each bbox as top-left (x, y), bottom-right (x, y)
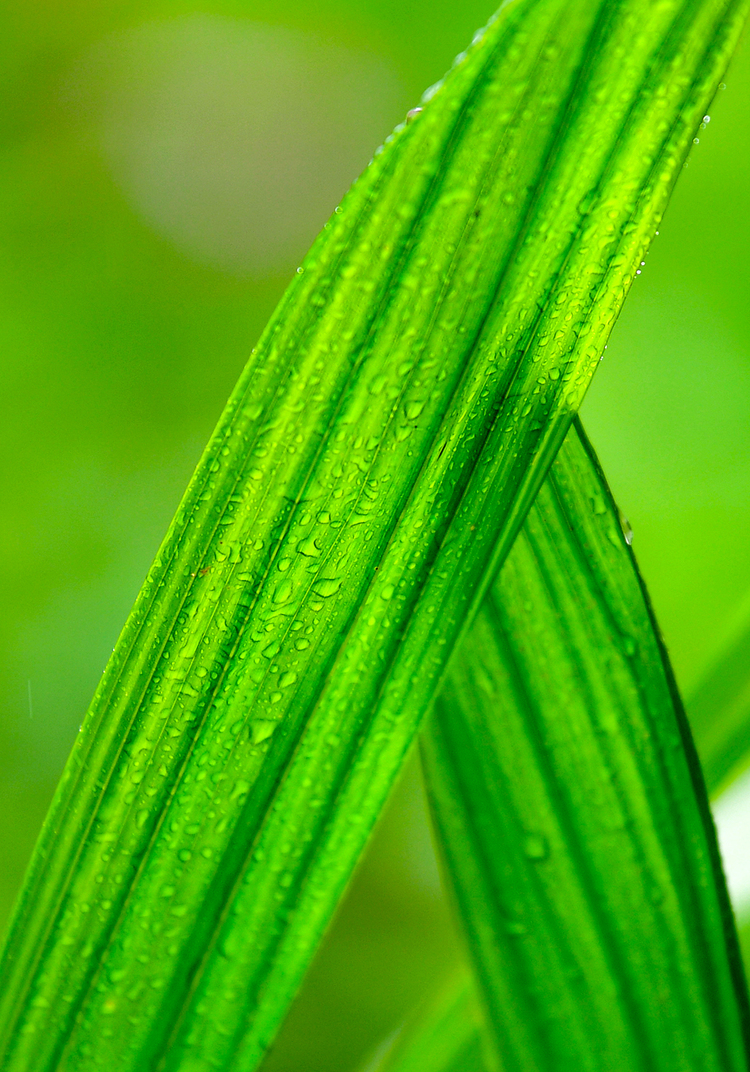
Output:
top-left (688, 602), bottom-right (750, 795)
top-left (368, 425), bottom-right (750, 1072)
top-left (421, 418), bottom-right (750, 1070)
top-left (367, 974), bottom-right (490, 1072)
top-left (375, 476), bottom-right (750, 1072)
top-left (1, 0), bottom-right (746, 1069)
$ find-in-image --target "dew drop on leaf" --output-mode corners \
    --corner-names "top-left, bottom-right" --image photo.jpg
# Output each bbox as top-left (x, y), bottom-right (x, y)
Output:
top-left (312, 577), bottom-right (341, 598)
top-left (618, 510), bottom-right (633, 545)
top-left (273, 579), bottom-right (294, 605)
top-left (523, 834), bottom-right (549, 860)
top-left (251, 720), bottom-right (277, 745)
top-left (504, 918), bottom-right (527, 937)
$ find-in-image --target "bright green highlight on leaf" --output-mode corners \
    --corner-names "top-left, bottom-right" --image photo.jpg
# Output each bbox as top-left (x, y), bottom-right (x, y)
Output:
top-left (422, 419), bottom-right (750, 1070)
top-left (1, 0), bottom-right (747, 1069)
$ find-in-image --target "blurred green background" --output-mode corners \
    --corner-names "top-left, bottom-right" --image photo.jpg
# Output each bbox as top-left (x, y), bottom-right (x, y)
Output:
top-left (1, 3), bottom-right (749, 1070)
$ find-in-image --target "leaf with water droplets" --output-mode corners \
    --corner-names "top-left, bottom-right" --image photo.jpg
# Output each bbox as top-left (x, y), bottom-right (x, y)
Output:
top-left (415, 419), bottom-right (749, 1071)
top-left (1, 1), bottom-right (748, 1070)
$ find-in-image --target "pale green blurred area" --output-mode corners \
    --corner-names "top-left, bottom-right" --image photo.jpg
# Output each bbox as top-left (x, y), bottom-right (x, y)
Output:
top-left (1, 2), bottom-right (749, 1069)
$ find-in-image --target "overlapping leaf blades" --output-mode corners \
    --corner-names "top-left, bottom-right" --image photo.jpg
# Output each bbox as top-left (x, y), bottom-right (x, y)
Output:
top-left (374, 424), bottom-right (750, 1072)
top-left (422, 420), bottom-right (750, 1070)
top-left (1, 0), bottom-right (748, 1069)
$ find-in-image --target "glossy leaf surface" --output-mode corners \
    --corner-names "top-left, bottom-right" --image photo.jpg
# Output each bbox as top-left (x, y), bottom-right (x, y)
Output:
top-left (1, 0), bottom-right (747, 1069)
top-left (422, 420), bottom-right (750, 1070)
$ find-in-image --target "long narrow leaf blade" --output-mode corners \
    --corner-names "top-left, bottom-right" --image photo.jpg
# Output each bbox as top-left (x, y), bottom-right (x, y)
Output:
top-left (1, 1), bottom-right (746, 1069)
top-left (367, 975), bottom-right (490, 1072)
top-left (422, 418), bottom-right (750, 1070)
top-left (688, 611), bottom-right (750, 794)
top-left (376, 494), bottom-right (750, 1072)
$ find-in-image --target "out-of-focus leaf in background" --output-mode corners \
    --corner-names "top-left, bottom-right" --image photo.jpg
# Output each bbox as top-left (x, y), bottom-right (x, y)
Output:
top-left (1, 2), bottom-right (750, 1070)
top-left (66, 18), bottom-right (406, 277)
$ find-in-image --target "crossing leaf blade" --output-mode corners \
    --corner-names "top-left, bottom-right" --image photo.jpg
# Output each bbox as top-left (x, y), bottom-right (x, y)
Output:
top-left (1, 1), bottom-right (748, 1070)
top-left (421, 419), bottom-right (750, 1070)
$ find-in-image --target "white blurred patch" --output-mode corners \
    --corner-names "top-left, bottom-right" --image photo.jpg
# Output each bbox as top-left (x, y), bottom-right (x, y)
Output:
top-left (713, 767), bottom-right (750, 919)
top-left (68, 17), bottom-right (405, 275)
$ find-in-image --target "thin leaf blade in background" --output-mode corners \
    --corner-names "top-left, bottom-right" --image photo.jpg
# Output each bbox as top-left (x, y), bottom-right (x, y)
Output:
top-left (689, 608), bottom-right (750, 795)
top-left (365, 974), bottom-right (490, 1072)
top-left (1, 0), bottom-right (748, 1069)
top-left (421, 419), bottom-right (750, 1070)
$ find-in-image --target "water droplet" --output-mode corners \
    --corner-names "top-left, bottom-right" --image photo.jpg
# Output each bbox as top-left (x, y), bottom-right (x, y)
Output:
top-left (693, 137), bottom-right (700, 145)
top-left (618, 510), bottom-right (633, 545)
top-left (295, 638), bottom-right (310, 651)
top-left (262, 640), bottom-right (281, 658)
top-left (367, 372), bottom-right (389, 397)
top-left (404, 399), bottom-right (425, 420)
top-left (703, 115), bottom-right (711, 123)
top-left (273, 578), bottom-right (294, 605)
top-left (405, 106), bottom-right (423, 123)
top-left (232, 780), bottom-right (251, 801)
top-left (381, 584), bottom-right (395, 600)
top-left (178, 849), bottom-right (192, 862)
top-left (297, 535), bottom-right (321, 558)
top-left (591, 493), bottom-right (607, 516)
top-left (279, 671), bottom-right (298, 688)
top-left (523, 834), bottom-right (548, 860)
top-left (312, 577), bottom-right (341, 598)
top-left (504, 918), bottom-right (527, 937)
top-left (251, 720), bottom-right (277, 745)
